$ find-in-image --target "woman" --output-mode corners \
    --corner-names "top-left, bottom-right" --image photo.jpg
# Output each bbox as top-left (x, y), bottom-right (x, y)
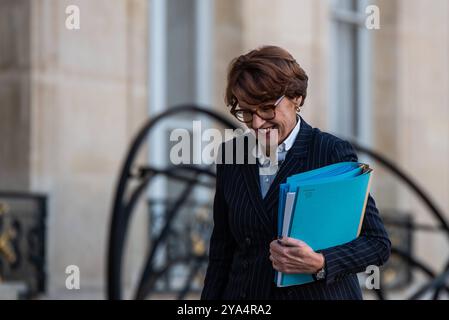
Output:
top-left (201, 45), bottom-right (391, 300)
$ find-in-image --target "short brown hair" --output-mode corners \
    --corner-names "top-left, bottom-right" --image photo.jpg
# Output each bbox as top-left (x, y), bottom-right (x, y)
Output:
top-left (225, 45), bottom-right (309, 111)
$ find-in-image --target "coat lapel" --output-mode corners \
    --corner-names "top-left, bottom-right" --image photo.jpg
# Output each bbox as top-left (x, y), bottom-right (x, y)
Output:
top-left (240, 116), bottom-right (314, 235)
top-left (263, 117), bottom-right (314, 214)
top-left (241, 162), bottom-right (273, 233)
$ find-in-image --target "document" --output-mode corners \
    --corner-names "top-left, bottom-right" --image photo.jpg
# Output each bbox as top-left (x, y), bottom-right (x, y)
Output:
top-left (275, 162), bottom-right (373, 287)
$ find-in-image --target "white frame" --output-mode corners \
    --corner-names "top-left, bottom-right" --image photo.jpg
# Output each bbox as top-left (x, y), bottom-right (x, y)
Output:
top-left (147, 0), bottom-right (215, 287)
top-left (329, 0), bottom-right (373, 152)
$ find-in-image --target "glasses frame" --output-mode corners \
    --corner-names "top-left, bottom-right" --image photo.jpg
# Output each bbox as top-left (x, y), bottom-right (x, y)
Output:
top-left (231, 95), bottom-right (286, 124)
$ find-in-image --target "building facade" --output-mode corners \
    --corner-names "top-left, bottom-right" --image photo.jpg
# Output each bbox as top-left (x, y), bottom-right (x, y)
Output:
top-left (0, 0), bottom-right (448, 299)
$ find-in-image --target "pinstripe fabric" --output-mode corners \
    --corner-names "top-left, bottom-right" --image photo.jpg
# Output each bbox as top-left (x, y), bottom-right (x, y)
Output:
top-left (201, 116), bottom-right (391, 300)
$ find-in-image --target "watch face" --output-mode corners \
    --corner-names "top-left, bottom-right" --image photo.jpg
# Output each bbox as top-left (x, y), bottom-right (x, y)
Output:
top-left (317, 269), bottom-right (325, 280)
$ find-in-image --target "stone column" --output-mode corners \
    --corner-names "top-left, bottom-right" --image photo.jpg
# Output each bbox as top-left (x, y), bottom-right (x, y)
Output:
top-left (1, 0), bottom-right (150, 298)
top-left (0, 0), bottom-right (32, 191)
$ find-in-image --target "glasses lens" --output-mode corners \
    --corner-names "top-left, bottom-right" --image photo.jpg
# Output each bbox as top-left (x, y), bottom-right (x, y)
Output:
top-left (235, 110), bottom-right (253, 123)
top-left (257, 106), bottom-right (275, 120)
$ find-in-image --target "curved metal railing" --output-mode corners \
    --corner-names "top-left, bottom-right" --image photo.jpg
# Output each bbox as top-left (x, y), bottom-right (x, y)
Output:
top-left (107, 106), bottom-right (449, 300)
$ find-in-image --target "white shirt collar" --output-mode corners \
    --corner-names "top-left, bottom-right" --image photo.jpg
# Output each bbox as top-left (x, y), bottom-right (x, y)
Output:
top-left (279, 115), bottom-right (301, 152)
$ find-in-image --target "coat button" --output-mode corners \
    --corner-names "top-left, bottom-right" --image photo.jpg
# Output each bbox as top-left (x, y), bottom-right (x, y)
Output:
top-left (242, 260), bottom-right (249, 269)
top-left (241, 292), bottom-right (247, 299)
top-left (245, 237), bottom-right (251, 245)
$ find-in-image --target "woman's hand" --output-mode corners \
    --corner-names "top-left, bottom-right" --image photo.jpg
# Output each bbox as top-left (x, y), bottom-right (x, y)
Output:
top-left (269, 237), bottom-right (324, 274)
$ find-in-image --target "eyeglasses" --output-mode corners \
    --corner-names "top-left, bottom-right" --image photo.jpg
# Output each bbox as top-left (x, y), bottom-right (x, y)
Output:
top-left (231, 95), bottom-right (286, 124)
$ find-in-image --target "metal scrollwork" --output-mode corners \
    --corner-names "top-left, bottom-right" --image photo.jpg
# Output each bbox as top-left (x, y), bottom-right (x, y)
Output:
top-left (0, 193), bottom-right (47, 297)
top-left (0, 202), bottom-right (17, 266)
top-left (107, 106), bottom-right (449, 300)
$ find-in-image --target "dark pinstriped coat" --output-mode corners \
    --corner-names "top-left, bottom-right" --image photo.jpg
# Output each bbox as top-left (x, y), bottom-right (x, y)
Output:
top-left (201, 116), bottom-right (391, 300)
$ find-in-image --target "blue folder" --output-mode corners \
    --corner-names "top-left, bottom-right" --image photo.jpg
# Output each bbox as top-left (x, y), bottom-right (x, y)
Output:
top-left (276, 162), bottom-right (373, 287)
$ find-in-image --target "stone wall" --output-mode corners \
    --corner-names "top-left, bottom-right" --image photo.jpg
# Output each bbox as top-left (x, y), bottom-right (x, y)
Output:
top-left (395, 0), bottom-right (449, 273)
top-left (0, 0), bottom-right (32, 191)
top-left (1, 0), bottom-right (149, 298)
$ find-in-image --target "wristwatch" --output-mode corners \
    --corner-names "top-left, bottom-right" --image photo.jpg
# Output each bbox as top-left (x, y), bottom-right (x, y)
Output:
top-left (314, 266), bottom-right (326, 281)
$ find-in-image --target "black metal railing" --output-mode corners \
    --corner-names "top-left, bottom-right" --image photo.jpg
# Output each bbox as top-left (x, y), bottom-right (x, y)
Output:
top-left (107, 105), bottom-right (449, 300)
top-left (0, 191), bottom-right (47, 299)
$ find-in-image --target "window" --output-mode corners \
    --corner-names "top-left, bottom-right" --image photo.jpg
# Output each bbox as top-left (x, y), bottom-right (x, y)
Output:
top-left (329, 0), bottom-right (373, 148)
top-left (147, 0), bottom-right (214, 294)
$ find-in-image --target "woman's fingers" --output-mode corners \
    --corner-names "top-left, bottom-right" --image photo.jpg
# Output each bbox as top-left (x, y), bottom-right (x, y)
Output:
top-left (278, 236), bottom-right (306, 247)
top-left (270, 239), bottom-right (318, 273)
top-left (269, 239), bottom-right (286, 255)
